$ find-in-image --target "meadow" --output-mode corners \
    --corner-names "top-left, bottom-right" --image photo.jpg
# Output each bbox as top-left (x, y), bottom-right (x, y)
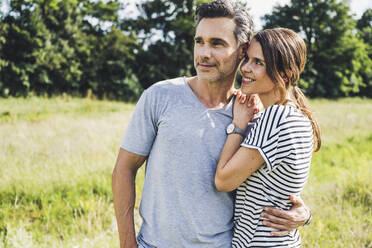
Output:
top-left (0, 96), bottom-right (371, 248)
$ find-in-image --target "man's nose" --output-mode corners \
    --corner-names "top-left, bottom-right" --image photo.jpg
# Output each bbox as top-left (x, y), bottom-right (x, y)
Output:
top-left (199, 45), bottom-right (211, 58)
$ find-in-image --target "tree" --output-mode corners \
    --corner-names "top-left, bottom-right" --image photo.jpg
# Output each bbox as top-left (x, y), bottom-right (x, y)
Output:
top-left (81, 26), bottom-right (141, 100)
top-left (0, 0), bottom-right (142, 100)
top-left (262, 0), bottom-right (372, 97)
top-left (357, 8), bottom-right (372, 44)
top-left (357, 9), bottom-right (372, 97)
top-left (0, 16), bottom-right (9, 95)
top-left (0, 0), bottom-right (44, 96)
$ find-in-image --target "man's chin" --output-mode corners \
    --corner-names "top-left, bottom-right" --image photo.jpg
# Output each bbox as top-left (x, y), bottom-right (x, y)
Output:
top-left (196, 73), bottom-right (220, 83)
top-left (199, 77), bottom-right (220, 83)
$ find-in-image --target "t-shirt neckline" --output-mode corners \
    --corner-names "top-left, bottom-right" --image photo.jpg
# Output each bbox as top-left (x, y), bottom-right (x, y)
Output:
top-left (182, 76), bottom-right (234, 112)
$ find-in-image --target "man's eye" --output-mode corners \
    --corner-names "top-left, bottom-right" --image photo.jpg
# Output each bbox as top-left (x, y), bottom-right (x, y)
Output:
top-left (195, 39), bottom-right (202, 44)
top-left (212, 41), bottom-right (223, 46)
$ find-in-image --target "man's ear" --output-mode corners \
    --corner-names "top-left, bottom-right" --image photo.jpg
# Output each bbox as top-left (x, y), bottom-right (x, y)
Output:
top-left (238, 42), bottom-right (249, 60)
top-left (238, 45), bottom-right (244, 60)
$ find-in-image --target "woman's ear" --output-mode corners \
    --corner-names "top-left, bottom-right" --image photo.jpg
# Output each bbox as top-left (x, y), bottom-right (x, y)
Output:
top-left (280, 72), bottom-right (289, 83)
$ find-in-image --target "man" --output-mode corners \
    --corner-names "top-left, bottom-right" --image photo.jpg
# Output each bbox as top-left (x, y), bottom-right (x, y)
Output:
top-left (112, 1), bottom-right (311, 247)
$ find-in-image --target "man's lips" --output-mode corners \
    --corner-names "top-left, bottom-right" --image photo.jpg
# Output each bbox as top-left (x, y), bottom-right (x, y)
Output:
top-left (198, 63), bottom-right (215, 68)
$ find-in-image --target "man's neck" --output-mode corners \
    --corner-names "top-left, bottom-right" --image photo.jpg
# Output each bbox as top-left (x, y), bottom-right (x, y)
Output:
top-left (187, 76), bottom-right (235, 109)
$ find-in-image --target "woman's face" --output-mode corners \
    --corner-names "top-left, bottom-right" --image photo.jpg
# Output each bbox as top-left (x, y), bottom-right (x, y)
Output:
top-left (240, 39), bottom-right (275, 98)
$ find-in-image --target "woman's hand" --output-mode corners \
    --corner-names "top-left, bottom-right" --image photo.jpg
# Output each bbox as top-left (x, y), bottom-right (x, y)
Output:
top-left (233, 91), bottom-right (259, 129)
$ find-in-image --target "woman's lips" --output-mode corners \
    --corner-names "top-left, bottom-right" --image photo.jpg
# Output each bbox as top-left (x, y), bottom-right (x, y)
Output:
top-left (241, 78), bottom-right (255, 84)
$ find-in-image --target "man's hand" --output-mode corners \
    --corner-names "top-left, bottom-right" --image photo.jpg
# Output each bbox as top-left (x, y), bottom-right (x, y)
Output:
top-left (112, 148), bottom-right (146, 248)
top-left (261, 195), bottom-right (310, 236)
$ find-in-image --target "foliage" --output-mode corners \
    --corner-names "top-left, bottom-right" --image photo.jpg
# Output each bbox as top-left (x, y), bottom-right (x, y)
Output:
top-left (262, 0), bottom-right (372, 97)
top-left (356, 9), bottom-right (372, 97)
top-left (0, 0), bottom-right (142, 100)
top-left (0, 0), bottom-right (371, 98)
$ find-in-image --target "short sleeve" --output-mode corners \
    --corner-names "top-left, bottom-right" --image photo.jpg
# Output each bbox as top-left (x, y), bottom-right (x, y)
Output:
top-left (120, 87), bottom-right (159, 156)
top-left (241, 105), bottom-right (292, 172)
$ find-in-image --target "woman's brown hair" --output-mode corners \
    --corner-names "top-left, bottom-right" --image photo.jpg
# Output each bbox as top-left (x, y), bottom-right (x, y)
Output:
top-left (254, 28), bottom-right (321, 152)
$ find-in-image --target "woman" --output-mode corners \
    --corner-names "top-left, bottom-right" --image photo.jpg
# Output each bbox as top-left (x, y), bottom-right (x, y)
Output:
top-left (215, 28), bottom-right (321, 247)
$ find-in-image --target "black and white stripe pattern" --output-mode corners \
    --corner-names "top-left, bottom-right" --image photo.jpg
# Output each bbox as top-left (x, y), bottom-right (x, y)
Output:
top-left (232, 104), bottom-right (313, 247)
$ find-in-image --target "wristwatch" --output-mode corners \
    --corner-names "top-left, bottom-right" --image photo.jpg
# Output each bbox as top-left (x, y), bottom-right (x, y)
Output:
top-left (226, 123), bottom-right (245, 137)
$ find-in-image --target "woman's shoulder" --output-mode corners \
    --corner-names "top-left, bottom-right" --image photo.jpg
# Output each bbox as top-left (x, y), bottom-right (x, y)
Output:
top-left (261, 103), bottom-right (310, 126)
top-left (263, 103), bottom-right (294, 114)
top-left (259, 104), bottom-right (287, 122)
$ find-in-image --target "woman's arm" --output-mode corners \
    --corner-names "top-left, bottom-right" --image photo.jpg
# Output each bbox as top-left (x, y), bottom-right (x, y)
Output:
top-left (215, 137), bottom-right (264, 191)
top-left (215, 94), bottom-right (264, 192)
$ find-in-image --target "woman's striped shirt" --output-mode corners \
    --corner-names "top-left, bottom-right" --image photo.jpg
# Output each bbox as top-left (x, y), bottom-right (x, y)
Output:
top-left (232, 104), bottom-right (313, 248)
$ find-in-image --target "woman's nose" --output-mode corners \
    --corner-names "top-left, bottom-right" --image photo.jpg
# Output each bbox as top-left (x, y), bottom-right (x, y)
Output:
top-left (241, 61), bottom-right (252, 73)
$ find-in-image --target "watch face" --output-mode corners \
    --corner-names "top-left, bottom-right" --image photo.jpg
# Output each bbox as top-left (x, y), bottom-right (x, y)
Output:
top-left (226, 123), bottom-right (234, 133)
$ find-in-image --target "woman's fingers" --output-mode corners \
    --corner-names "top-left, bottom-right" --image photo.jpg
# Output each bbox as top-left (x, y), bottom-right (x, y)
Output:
top-left (235, 90), bottom-right (247, 103)
top-left (240, 94), bottom-right (246, 103)
top-left (246, 94), bottom-right (256, 107)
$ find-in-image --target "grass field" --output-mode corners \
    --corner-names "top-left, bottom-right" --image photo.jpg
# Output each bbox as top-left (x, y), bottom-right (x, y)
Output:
top-left (0, 96), bottom-right (371, 248)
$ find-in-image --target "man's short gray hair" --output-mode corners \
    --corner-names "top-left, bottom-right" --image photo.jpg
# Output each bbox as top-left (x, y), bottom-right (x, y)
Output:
top-left (195, 0), bottom-right (254, 46)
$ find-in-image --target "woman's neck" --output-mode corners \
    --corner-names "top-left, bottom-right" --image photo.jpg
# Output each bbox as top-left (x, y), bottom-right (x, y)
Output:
top-left (259, 90), bottom-right (279, 109)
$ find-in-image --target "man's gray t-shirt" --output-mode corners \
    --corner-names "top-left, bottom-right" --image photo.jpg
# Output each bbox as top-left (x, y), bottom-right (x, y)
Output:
top-left (121, 77), bottom-right (235, 247)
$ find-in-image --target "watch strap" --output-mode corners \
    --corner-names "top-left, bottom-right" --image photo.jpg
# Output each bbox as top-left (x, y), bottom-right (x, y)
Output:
top-left (232, 125), bottom-right (246, 137)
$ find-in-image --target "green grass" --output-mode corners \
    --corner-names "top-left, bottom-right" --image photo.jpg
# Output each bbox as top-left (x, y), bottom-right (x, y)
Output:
top-left (0, 96), bottom-right (371, 247)
top-left (301, 98), bottom-right (372, 248)
top-left (0, 96), bottom-right (134, 248)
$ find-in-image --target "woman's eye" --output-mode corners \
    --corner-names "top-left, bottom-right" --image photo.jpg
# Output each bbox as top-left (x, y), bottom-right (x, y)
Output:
top-left (255, 59), bottom-right (264, 65)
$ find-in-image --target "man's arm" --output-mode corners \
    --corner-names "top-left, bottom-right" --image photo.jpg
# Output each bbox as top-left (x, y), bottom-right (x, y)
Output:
top-left (112, 148), bottom-right (147, 248)
top-left (261, 195), bottom-right (311, 236)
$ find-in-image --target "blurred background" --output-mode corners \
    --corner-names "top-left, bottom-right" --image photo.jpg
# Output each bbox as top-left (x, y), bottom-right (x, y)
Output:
top-left (0, 0), bottom-right (371, 99)
top-left (0, 0), bottom-right (371, 247)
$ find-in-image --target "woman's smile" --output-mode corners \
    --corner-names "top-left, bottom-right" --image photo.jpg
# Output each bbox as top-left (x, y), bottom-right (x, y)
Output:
top-left (241, 77), bottom-right (256, 84)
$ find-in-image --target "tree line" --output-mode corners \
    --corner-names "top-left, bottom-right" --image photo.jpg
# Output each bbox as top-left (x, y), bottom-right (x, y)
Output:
top-left (0, 0), bottom-right (371, 100)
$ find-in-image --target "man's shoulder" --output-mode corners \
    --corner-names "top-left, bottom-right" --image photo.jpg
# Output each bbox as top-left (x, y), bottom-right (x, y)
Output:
top-left (148, 77), bottom-right (186, 92)
top-left (140, 77), bottom-right (188, 106)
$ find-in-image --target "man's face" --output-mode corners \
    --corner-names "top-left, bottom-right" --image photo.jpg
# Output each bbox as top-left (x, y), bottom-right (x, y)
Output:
top-left (194, 17), bottom-right (242, 84)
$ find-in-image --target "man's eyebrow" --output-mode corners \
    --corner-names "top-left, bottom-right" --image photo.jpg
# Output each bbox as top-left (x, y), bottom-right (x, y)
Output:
top-left (210, 37), bottom-right (228, 45)
top-left (194, 36), bottom-right (228, 44)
